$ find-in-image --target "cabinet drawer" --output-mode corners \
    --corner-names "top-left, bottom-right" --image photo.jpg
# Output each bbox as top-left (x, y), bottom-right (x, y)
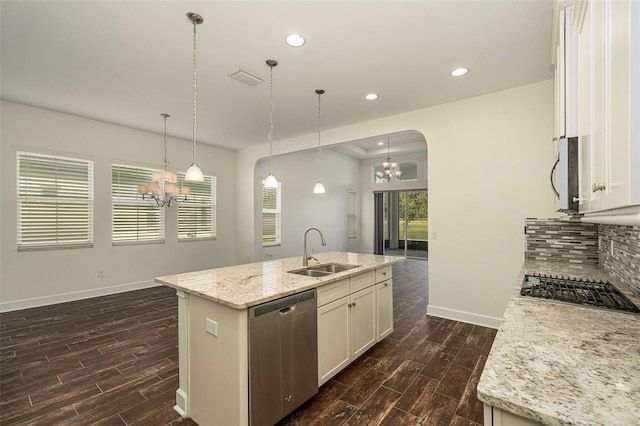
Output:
top-left (349, 271), bottom-right (375, 293)
top-left (349, 270), bottom-right (375, 293)
top-left (317, 278), bottom-right (349, 307)
top-left (375, 266), bottom-right (392, 283)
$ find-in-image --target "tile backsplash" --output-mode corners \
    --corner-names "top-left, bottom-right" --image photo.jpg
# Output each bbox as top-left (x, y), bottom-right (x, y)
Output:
top-left (525, 218), bottom-right (599, 265)
top-left (599, 224), bottom-right (640, 296)
top-left (525, 218), bottom-right (639, 296)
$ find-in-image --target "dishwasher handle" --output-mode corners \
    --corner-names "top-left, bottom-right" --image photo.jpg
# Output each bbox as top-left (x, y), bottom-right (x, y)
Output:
top-left (249, 289), bottom-right (316, 319)
top-left (280, 306), bottom-right (295, 315)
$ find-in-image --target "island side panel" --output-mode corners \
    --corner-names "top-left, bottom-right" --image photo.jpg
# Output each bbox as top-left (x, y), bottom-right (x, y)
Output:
top-left (188, 294), bottom-right (249, 426)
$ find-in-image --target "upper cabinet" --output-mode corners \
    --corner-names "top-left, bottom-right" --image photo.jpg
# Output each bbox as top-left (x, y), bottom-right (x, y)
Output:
top-left (552, 1), bottom-right (580, 140)
top-left (557, 0), bottom-right (640, 215)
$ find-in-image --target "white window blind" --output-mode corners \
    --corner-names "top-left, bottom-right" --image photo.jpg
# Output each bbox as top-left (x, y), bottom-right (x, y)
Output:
top-left (112, 164), bottom-right (164, 244)
top-left (262, 182), bottom-right (281, 246)
top-left (17, 151), bottom-right (94, 251)
top-left (178, 173), bottom-right (216, 240)
top-left (348, 191), bottom-right (358, 238)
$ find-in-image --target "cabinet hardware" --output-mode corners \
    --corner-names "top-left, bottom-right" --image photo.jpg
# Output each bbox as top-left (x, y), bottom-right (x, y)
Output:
top-left (572, 196), bottom-right (587, 203)
top-left (284, 395), bottom-right (292, 402)
top-left (592, 183), bottom-right (606, 193)
top-left (384, 282), bottom-right (389, 286)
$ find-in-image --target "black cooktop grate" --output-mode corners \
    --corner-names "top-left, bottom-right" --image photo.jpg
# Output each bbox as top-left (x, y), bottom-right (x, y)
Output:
top-left (521, 274), bottom-right (640, 313)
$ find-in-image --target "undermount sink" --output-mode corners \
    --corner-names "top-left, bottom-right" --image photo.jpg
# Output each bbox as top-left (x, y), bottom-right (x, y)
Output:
top-left (288, 263), bottom-right (359, 277)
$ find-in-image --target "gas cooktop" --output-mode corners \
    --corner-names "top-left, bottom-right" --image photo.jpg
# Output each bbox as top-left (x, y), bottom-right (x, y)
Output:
top-left (521, 273), bottom-right (640, 314)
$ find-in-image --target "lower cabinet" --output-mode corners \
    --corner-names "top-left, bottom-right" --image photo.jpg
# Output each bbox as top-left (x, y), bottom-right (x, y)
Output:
top-left (317, 267), bottom-right (393, 386)
top-left (483, 404), bottom-right (544, 426)
top-left (376, 280), bottom-right (393, 340)
top-left (317, 296), bottom-right (350, 385)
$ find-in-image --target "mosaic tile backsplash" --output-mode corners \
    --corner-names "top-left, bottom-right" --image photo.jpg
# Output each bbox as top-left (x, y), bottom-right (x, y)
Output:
top-left (525, 218), bottom-right (599, 265)
top-left (599, 224), bottom-right (640, 297)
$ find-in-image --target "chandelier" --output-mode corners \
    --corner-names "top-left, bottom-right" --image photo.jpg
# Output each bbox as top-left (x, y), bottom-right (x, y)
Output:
top-left (376, 137), bottom-right (402, 180)
top-left (138, 113), bottom-right (191, 207)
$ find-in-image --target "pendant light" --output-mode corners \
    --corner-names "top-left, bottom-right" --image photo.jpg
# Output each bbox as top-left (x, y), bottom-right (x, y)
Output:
top-left (184, 12), bottom-right (204, 182)
top-left (263, 59), bottom-right (279, 189)
top-left (313, 89), bottom-right (326, 194)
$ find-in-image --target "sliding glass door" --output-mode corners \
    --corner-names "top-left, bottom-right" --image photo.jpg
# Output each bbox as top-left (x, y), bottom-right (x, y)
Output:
top-left (374, 190), bottom-right (428, 259)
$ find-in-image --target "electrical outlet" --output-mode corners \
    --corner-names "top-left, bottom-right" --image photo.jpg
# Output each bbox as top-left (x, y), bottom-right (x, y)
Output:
top-left (97, 268), bottom-right (105, 278)
top-left (205, 318), bottom-right (218, 337)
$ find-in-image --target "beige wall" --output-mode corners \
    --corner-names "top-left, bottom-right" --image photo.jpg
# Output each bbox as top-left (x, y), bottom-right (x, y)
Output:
top-left (0, 101), bottom-right (237, 311)
top-left (236, 80), bottom-right (559, 327)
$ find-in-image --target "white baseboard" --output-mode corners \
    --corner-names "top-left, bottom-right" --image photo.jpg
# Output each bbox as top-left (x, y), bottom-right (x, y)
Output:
top-left (0, 280), bottom-right (160, 313)
top-left (427, 304), bottom-right (502, 329)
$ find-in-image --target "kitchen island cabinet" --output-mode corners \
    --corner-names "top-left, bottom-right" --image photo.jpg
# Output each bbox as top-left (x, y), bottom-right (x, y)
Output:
top-left (155, 252), bottom-right (403, 426)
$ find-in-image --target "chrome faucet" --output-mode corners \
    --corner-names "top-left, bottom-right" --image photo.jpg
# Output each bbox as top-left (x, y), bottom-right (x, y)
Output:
top-left (303, 227), bottom-right (327, 266)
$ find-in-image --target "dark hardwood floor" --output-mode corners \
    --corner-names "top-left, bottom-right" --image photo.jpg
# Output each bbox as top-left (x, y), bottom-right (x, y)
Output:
top-left (0, 260), bottom-right (496, 425)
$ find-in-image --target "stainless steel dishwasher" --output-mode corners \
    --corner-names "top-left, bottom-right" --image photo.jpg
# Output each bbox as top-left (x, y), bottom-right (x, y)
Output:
top-left (248, 289), bottom-right (318, 426)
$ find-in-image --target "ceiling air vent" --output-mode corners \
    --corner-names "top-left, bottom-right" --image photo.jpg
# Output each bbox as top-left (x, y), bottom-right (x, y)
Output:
top-left (230, 69), bottom-right (263, 86)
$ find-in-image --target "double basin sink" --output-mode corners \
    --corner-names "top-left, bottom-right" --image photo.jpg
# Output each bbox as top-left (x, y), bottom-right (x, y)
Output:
top-left (288, 263), bottom-right (359, 277)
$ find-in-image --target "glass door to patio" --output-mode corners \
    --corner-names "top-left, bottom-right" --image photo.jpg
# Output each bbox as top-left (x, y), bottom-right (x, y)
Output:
top-left (376, 190), bottom-right (428, 259)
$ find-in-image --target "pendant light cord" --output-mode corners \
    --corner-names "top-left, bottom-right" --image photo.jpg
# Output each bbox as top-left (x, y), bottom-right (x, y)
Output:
top-left (192, 19), bottom-right (198, 164)
top-left (162, 113), bottom-right (169, 171)
top-left (268, 63), bottom-right (274, 174)
top-left (317, 90), bottom-right (322, 180)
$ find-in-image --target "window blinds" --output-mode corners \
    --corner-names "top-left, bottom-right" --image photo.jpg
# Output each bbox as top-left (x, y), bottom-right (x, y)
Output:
top-left (111, 164), bottom-right (164, 243)
top-left (348, 191), bottom-right (358, 238)
top-left (178, 174), bottom-right (216, 240)
top-left (17, 151), bottom-right (94, 250)
top-left (262, 182), bottom-right (281, 246)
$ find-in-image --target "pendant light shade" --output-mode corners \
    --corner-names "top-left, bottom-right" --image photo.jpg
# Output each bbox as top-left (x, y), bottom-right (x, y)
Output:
top-left (313, 89), bottom-right (325, 194)
top-left (185, 12), bottom-right (204, 182)
top-left (263, 59), bottom-right (278, 188)
top-left (264, 174), bottom-right (279, 189)
top-left (313, 181), bottom-right (326, 194)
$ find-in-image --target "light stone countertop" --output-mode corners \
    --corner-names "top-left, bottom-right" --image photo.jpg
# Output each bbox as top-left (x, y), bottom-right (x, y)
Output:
top-left (477, 260), bottom-right (640, 425)
top-left (155, 251), bottom-right (405, 310)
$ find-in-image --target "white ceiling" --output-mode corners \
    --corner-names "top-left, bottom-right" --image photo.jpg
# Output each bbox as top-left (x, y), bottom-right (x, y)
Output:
top-left (1, 1), bottom-right (554, 155)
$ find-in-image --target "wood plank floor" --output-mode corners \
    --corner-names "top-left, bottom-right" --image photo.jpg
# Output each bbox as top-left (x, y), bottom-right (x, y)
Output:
top-left (0, 260), bottom-right (496, 425)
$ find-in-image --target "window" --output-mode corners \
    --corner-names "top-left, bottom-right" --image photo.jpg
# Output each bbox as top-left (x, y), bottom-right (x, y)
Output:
top-left (178, 173), bottom-right (216, 240)
top-left (348, 191), bottom-right (358, 238)
top-left (112, 164), bottom-right (164, 244)
top-left (262, 181), bottom-right (281, 246)
top-left (17, 151), bottom-right (94, 251)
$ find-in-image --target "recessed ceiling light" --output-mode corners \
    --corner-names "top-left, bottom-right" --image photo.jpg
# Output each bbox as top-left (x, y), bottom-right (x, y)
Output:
top-left (378, 141), bottom-right (384, 146)
top-left (285, 33), bottom-right (305, 47)
top-left (365, 93), bottom-right (379, 101)
top-left (450, 68), bottom-right (469, 77)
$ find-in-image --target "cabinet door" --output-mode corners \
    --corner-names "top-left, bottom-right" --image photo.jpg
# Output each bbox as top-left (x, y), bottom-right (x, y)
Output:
top-left (606, 0), bottom-right (633, 209)
top-left (376, 280), bottom-right (393, 341)
top-left (317, 297), bottom-right (350, 386)
top-left (349, 286), bottom-right (377, 359)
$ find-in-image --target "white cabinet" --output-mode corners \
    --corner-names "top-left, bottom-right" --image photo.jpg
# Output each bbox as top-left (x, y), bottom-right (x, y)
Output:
top-left (376, 280), bottom-right (393, 340)
top-left (483, 404), bottom-right (544, 426)
top-left (575, 0), bottom-right (640, 213)
top-left (317, 295), bottom-right (350, 385)
top-left (349, 285), bottom-right (377, 359)
top-left (553, 1), bottom-right (579, 140)
top-left (317, 266), bottom-right (394, 385)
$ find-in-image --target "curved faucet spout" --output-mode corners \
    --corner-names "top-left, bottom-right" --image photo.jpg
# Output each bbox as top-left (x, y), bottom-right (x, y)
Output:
top-left (303, 227), bottom-right (327, 266)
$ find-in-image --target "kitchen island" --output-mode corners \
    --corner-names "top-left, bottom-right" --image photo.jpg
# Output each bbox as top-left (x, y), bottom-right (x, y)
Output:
top-left (477, 261), bottom-right (640, 425)
top-left (155, 252), bottom-right (404, 426)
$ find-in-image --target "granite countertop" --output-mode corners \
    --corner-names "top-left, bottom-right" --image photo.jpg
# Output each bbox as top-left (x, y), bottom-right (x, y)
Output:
top-left (477, 260), bottom-right (640, 425)
top-left (155, 251), bottom-right (405, 310)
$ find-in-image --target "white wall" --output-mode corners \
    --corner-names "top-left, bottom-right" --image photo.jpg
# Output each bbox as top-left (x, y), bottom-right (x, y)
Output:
top-left (236, 80), bottom-right (559, 328)
top-left (0, 101), bottom-right (237, 311)
top-left (255, 149), bottom-right (360, 262)
top-left (359, 150), bottom-right (428, 253)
